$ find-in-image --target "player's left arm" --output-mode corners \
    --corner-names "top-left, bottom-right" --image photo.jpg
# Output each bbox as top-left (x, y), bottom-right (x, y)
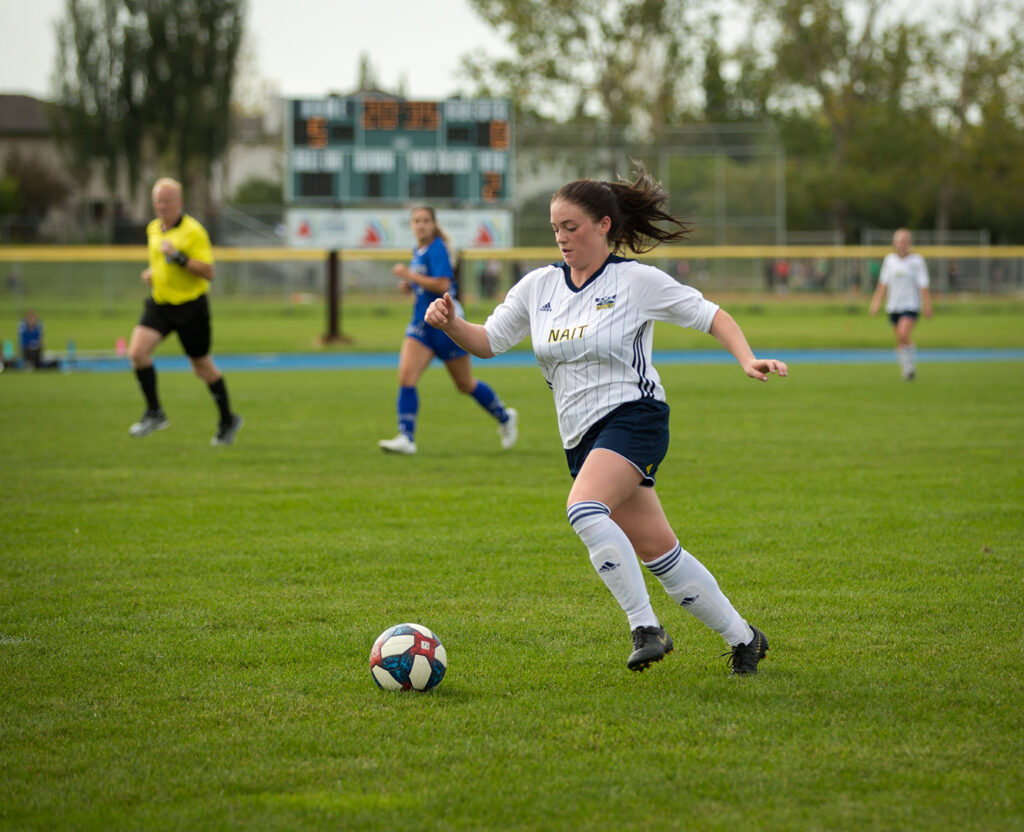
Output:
top-left (158, 238), bottom-right (213, 280)
top-left (710, 308), bottom-right (788, 381)
top-left (159, 221), bottom-right (214, 281)
top-left (921, 286), bottom-right (933, 318)
top-left (391, 264), bottom-right (450, 294)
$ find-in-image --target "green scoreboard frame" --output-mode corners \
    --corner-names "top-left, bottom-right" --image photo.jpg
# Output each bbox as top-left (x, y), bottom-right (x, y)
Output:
top-left (285, 96), bottom-right (513, 205)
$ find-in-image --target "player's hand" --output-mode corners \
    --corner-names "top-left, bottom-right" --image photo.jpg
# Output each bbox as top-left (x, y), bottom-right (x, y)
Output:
top-left (425, 293), bottom-right (456, 331)
top-left (141, 268), bottom-right (153, 285)
top-left (743, 358), bottom-right (788, 381)
top-left (392, 264), bottom-right (410, 279)
top-left (159, 240), bottom-right (175, 256)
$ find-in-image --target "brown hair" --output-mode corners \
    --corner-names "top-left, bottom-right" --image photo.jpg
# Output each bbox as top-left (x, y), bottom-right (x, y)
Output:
top-left (410, 205), bottom-right (451, 247)
top-left (551, 162), bottom-right (691, 254)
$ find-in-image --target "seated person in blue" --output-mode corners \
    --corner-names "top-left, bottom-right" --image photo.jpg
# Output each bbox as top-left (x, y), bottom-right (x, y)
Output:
top-left (18, 310), bottom-right (57, 370)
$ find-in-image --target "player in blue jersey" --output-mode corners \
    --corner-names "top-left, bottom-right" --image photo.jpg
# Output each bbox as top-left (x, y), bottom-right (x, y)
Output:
top-left (426, 166), bottom-right (787, 676)
top-left (378, 205), bottom-right (517, 455)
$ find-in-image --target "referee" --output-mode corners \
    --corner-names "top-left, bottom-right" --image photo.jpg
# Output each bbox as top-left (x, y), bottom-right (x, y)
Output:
top-left (127, 177), bottom-right (243, 445)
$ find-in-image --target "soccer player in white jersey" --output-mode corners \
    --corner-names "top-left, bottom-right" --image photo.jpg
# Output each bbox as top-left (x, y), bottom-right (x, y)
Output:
top-left (869, 228), bottom-right (933, 380)
top-left (425, 165), bottom-right (788, 676)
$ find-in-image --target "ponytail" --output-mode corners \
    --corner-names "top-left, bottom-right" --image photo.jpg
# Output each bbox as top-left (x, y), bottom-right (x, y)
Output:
top-left (552, 162), bottom-right (691, 255)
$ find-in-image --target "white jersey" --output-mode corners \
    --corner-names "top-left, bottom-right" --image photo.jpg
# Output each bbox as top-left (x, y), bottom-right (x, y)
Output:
top-left (483, 255), bottom-right (720, 448)
top-left (879, 252), bottom-right (929, 313)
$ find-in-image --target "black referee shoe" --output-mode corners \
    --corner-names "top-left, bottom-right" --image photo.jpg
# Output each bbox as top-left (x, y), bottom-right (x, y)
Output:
top-left (129, 409), bottom-right (169, 438)
top-left (211, 414), bottom-right (243, 446)
top-left (723, 625), bottom-right (769, 675)
top-left (628, 625), bottom-right (674, 672)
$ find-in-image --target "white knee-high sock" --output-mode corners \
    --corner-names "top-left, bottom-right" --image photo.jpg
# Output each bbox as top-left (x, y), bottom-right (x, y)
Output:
top-left (644, 542), bottom-right (753, 646)
top-left (568, 501), bottom-right (658, 630)
top-left (897, 346), bottom-right (912, 373)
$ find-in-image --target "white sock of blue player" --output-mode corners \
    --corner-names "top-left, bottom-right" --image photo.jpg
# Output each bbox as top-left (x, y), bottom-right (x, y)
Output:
top-left (470, 380), bottom-right (509, 422)
top-left (644, 542), bottom-right (753, 646)
top-left (397, 386), bottom-right (417, 439)
top-left (568, 501), bottom-right (659, 630)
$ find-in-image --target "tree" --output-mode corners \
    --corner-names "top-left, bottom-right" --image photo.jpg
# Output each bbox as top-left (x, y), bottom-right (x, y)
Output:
top-left (52, 0), bottom-right (147, 207)
top-left (232, 176), bottom-right (282, 206)
top-left (750, 0), bottom-right (934, 238)
top-left (52, 0), bottom-right (246, 228)
top-left (3, 149), bottom-right (71, 218)
top-left (357, 53), bottom-right (381, 91)
top-left (462, 0), bottom-right (702, 134)
top-left (0, 178), bottom-right (16, 217)
top-left (701, 16), bottom-right (730, 123)
top-left (142, 0), bottom-right (246, 217)
top-left (919, 0), bottom-right (1024, 242)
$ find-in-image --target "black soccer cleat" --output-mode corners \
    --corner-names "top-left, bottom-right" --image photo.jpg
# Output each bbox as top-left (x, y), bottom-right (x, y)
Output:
top-left (129, 409), bottom-right (169, 438)
top-left (211, 414), bottom-right (244, 446)
top-left (723, 625), bottom-right (769, 676)
top-left (628, 625), bottom-right (674, 672)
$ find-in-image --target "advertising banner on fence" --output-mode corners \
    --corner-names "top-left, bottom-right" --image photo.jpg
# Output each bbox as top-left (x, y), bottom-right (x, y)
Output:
top-left (286, 208), bottom-right (513, 250)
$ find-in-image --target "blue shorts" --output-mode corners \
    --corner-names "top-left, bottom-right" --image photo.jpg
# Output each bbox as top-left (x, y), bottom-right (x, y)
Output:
top-left (405, 319), bottom-right (467, 362)
top-left (889, 310), bottom-right (919, 325)
top-left (565, 399), bottom-right (670, 487)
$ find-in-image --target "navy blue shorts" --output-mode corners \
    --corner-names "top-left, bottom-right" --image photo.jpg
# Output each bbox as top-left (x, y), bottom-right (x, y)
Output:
top-left (405, 319), bottom-right (467, 362)
top-left (565, 399), bottom-right (670, 487)
top-left (139, 294), bottom-right (211, 358)
top-left (889, 310), bottom-right (919, 325)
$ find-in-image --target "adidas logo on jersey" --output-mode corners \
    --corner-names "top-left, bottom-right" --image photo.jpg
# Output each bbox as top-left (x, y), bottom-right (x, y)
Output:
top-left (539, 302), bottom-right (552, 311)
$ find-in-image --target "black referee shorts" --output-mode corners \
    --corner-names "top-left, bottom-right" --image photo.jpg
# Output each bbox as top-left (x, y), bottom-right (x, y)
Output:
top-left (138, 294), bottom-right (212, 358)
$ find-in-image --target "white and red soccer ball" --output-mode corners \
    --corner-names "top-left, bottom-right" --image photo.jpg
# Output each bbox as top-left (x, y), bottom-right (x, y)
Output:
top-left (369, 623), bottom-right (447, 692)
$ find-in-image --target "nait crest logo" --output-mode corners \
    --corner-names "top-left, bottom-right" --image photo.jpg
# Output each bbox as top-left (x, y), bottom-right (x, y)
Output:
top-left (594, 294), bottom-right (616, 310)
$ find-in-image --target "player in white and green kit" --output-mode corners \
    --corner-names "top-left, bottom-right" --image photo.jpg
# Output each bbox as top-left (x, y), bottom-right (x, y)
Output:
top-left (426, 166), bottom-right (787, 676)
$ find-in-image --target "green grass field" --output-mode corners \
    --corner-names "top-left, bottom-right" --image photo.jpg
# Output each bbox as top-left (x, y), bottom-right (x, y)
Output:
top-left (2, 302), bottom-right (1024, 830)
top-left (3, 293), bottom-right (1024, 355)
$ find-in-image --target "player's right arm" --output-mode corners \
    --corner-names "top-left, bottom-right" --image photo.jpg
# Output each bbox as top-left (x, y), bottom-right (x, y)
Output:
top-left (868, 278), bottom-right (886, 315)
top-left (425, 293), bottom-right (495, 358)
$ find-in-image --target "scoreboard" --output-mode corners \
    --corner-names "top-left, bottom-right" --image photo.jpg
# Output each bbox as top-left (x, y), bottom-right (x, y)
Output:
top-left (286, 96), bottom-right (512, 205)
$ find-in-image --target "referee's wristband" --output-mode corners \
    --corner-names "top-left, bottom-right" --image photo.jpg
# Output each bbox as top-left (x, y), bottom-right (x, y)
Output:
top-left (171, 251), bottom-right (188, 267)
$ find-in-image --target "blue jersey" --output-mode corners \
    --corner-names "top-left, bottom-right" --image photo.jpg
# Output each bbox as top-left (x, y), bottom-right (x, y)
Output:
top-left (18, 320), bottom-right (43, 352)
top-left (409, 237), bottom-right (456, 322)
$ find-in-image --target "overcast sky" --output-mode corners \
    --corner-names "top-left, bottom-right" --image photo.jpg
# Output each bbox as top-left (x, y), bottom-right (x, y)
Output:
top-left (0, 0), bottom-right (511, 101)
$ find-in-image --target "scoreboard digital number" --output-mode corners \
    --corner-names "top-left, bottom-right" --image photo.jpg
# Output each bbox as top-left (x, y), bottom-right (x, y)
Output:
top-left (286, 96), bottom-right (512, 205)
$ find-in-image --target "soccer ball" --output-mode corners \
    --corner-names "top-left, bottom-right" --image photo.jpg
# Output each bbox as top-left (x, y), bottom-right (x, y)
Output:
top-left (369, 623), bottom-right (447, 692)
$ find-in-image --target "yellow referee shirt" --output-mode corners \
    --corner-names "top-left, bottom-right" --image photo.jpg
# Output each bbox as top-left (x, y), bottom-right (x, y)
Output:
top-left (146, 214), bottom-right (214, 305)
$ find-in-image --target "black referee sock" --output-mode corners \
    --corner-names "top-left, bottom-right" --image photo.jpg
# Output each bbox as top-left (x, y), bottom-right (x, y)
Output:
top-left (135, 365), bottom-right (161, 413)
top-left (208, 377), bottom-right (233, 424)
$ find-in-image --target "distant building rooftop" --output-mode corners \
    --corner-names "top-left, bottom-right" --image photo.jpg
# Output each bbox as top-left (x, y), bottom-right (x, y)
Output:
top-left (0, 94), bottom-right (51, 137)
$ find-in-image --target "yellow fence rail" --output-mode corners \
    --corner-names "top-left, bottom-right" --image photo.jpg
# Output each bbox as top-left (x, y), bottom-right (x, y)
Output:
top-left (2, 245), bottom-right (1024, 263)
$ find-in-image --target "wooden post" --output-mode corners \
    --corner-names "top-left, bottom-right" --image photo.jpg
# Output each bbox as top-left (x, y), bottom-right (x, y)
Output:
top-left (321, 249), bottom-right (350, 344)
